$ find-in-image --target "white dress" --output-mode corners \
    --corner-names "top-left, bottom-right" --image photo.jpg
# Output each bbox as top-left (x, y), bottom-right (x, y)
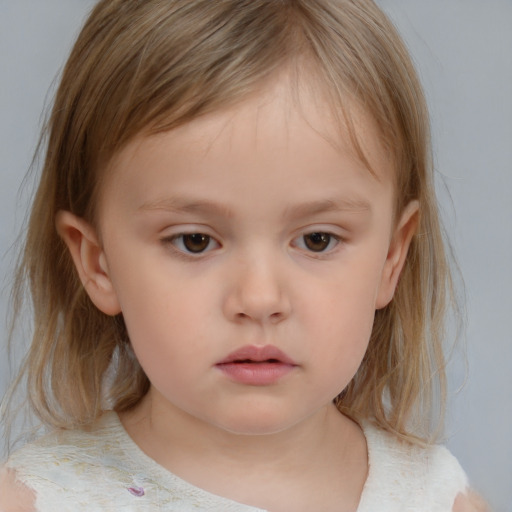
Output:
top-left (3, 412), bottom-right (468, 511)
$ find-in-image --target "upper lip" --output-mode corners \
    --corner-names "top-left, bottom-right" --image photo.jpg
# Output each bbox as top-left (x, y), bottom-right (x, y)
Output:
top-left (216, 345), bottom-right (297, 366)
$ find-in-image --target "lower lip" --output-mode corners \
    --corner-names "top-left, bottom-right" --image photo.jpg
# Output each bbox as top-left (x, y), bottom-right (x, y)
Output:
top-left (216, 362), bottom-right (296, 385)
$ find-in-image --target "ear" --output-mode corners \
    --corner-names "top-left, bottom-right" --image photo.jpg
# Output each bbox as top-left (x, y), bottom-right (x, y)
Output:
top-left (56, 211), bottom-right (121, 316)
top-left (375, 200), bottom-right (419, 309)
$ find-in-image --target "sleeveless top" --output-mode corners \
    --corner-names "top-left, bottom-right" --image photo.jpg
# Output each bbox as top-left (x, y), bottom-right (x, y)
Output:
top-left (4, 412), bottom-right (468, 511)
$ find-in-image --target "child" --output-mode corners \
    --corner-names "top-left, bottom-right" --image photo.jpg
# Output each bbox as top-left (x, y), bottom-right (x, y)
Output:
top-left (0, 0), bottom-right (487, 510)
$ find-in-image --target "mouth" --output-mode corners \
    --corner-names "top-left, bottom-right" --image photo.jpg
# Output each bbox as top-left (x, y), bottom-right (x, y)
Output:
top-left (215, 345), bottom-right (297, 385)
top-left (217, 344), bottom-right (297, 365)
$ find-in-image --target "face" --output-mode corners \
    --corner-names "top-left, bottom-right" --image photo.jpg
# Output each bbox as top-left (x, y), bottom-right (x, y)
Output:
top-left (62, 76), bottom-right (416, 436)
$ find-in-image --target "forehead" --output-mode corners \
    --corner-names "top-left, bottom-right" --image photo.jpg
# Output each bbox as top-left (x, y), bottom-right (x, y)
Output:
top-left (99, 73), bottom-right (395, 224)
top-left (110, 72), bottom-right (393, 181)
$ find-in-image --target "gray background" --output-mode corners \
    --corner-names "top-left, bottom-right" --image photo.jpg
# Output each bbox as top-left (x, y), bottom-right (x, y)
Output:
top-left (1, 1), bottom-right (511, 510)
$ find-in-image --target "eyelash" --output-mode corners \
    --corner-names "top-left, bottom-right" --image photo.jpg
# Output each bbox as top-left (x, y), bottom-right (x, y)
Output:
top-left (163, 231), bottom-right (342, 257)
top-left (292, 232), bottom-right (341, 255)
top-left (165, 233), bottom-right (220, 255)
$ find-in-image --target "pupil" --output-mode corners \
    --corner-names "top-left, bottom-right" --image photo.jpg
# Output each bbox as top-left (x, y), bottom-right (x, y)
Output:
top-left (305, 232), bottom-right (330, 252)
top-left (183, 234), bottom-right (210, 253)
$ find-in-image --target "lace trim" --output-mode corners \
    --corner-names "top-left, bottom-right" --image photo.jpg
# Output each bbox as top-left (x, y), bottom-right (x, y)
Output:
top-left (4, 413), bottom-right (468, 512)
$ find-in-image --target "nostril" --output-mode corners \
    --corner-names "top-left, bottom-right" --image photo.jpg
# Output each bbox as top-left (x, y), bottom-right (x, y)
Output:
top-left (234, 310), bottom-right (284, 323)
top-left (269, 311), bottom-right (284, 322)
top-left (224, 281), bottom-right (291, 323)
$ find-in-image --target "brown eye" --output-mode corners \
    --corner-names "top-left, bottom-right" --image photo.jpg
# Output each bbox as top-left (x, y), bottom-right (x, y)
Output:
top-left (303, 232), bottom-right (333, 252)
top-left (182, 233), bottom-right (211, 253)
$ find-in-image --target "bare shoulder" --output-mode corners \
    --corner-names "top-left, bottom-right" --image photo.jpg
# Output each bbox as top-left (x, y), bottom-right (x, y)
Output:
top-left (453, 490), bottom-right (490, 512)
top-left (0, 465), bottom-right (36, 512)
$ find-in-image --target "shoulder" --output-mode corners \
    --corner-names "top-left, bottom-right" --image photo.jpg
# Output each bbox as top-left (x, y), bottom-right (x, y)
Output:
top-left (453, 491), bottom-right (490, 512)
top-left (5, 412), bottom-right (117, 474)
top-left (2, 412), bottom-right (132, 510)
top-left (360, 422), bottom-right (470, 511)
top-left (364, 422), bottom-right (469, 486)
top-left (0, 465), bottom-right (36, 512)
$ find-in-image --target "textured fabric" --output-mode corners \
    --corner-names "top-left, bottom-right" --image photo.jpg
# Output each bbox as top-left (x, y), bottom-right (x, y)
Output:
top-left (358, 423), bottom-right (469, 511)
top-left (3, 412), bottom-right (468, 511)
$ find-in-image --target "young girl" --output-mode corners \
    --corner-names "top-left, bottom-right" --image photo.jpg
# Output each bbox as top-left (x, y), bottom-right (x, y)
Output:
top-left (0, 0), bottom-right (488, 510)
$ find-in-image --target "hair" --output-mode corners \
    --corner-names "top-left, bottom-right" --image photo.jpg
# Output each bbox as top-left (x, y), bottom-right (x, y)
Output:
top-left (6, 0), bottom-right (456, 445)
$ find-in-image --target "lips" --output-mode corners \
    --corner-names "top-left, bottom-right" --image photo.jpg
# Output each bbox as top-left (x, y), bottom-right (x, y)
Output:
top-left (216, 345), bottom-right (297, 385)
top-left (217, 345), bottom-right (296, 365)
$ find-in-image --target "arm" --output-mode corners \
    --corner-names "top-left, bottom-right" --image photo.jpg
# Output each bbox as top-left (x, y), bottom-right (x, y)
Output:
top-left (0, 466), bottom-right (36, 512)
top-left (453, 490), bottom-right (490, 512)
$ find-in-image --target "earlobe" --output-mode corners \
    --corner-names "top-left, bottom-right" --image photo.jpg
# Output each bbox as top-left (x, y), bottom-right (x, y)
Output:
top-left (55, 211), bottom-right (121, 316)
top-left (375, 200), bottom-right (419, 309)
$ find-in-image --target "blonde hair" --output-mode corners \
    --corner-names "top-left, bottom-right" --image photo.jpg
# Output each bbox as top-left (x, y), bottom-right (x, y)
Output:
top-left (8, 0), bottom-right (455, 443)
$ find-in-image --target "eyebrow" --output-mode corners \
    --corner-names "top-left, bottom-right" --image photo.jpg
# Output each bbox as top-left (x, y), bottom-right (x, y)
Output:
top-left (138, 198), bottom-right (234, 218)
top-left (138, 197), bottom-right (371, 219)
top-left (283, 198), bottom-right (372, 220)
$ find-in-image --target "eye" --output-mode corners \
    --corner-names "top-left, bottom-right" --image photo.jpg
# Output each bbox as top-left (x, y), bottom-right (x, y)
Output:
top-left (169, 233), bottom-right (219, 254)
top-left (295, 232), bottom-right (340, 253)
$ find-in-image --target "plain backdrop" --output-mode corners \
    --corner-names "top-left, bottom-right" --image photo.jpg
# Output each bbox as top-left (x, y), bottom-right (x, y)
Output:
top-left (1, 1), bottom-right (511, 510)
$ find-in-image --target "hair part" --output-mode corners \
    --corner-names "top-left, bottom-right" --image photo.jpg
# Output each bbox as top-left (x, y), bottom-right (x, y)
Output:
top-left (7, 0), bottom-right (456, 445)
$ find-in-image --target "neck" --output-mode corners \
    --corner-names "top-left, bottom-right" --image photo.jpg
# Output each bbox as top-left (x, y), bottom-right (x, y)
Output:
top-left (120, 391), bottom-right (367, 511)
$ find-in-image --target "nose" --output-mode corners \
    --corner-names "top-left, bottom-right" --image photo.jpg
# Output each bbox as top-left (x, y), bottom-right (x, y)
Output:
top-left (223, 253), bottom-right (292, 325)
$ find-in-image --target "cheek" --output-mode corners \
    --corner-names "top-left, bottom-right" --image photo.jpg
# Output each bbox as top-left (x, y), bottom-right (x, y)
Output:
top-left (113, 261), bottom-right (225, 365)
top-left (319, 298), bottom-right (374, 369)
top-left (301, 260), bottom-right (382, 375)
top-left (121, 284), bottom-right (205, 344)
top-left (120, 289), bottom-right (211, 398)
top-left (109, 261), bottom-right (190, 341)
top-left (320, 306), bottom-right (374, 398)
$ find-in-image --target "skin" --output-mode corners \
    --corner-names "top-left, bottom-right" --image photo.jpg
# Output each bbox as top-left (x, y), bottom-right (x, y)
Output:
top-left (0, 468), bottom-right (36, 512)
top-left (0, 73), bottom-right (485, 512)
top-left (453, 492), bottom-right (491, 512)
top-left (56, 74), bottom-right (423, 511)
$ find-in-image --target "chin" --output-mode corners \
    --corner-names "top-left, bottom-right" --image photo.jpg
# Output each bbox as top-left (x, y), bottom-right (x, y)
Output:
top-left (219, 421), bottom-right (294, 437)
top-left (212, 409), bottom-right (306, 437)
